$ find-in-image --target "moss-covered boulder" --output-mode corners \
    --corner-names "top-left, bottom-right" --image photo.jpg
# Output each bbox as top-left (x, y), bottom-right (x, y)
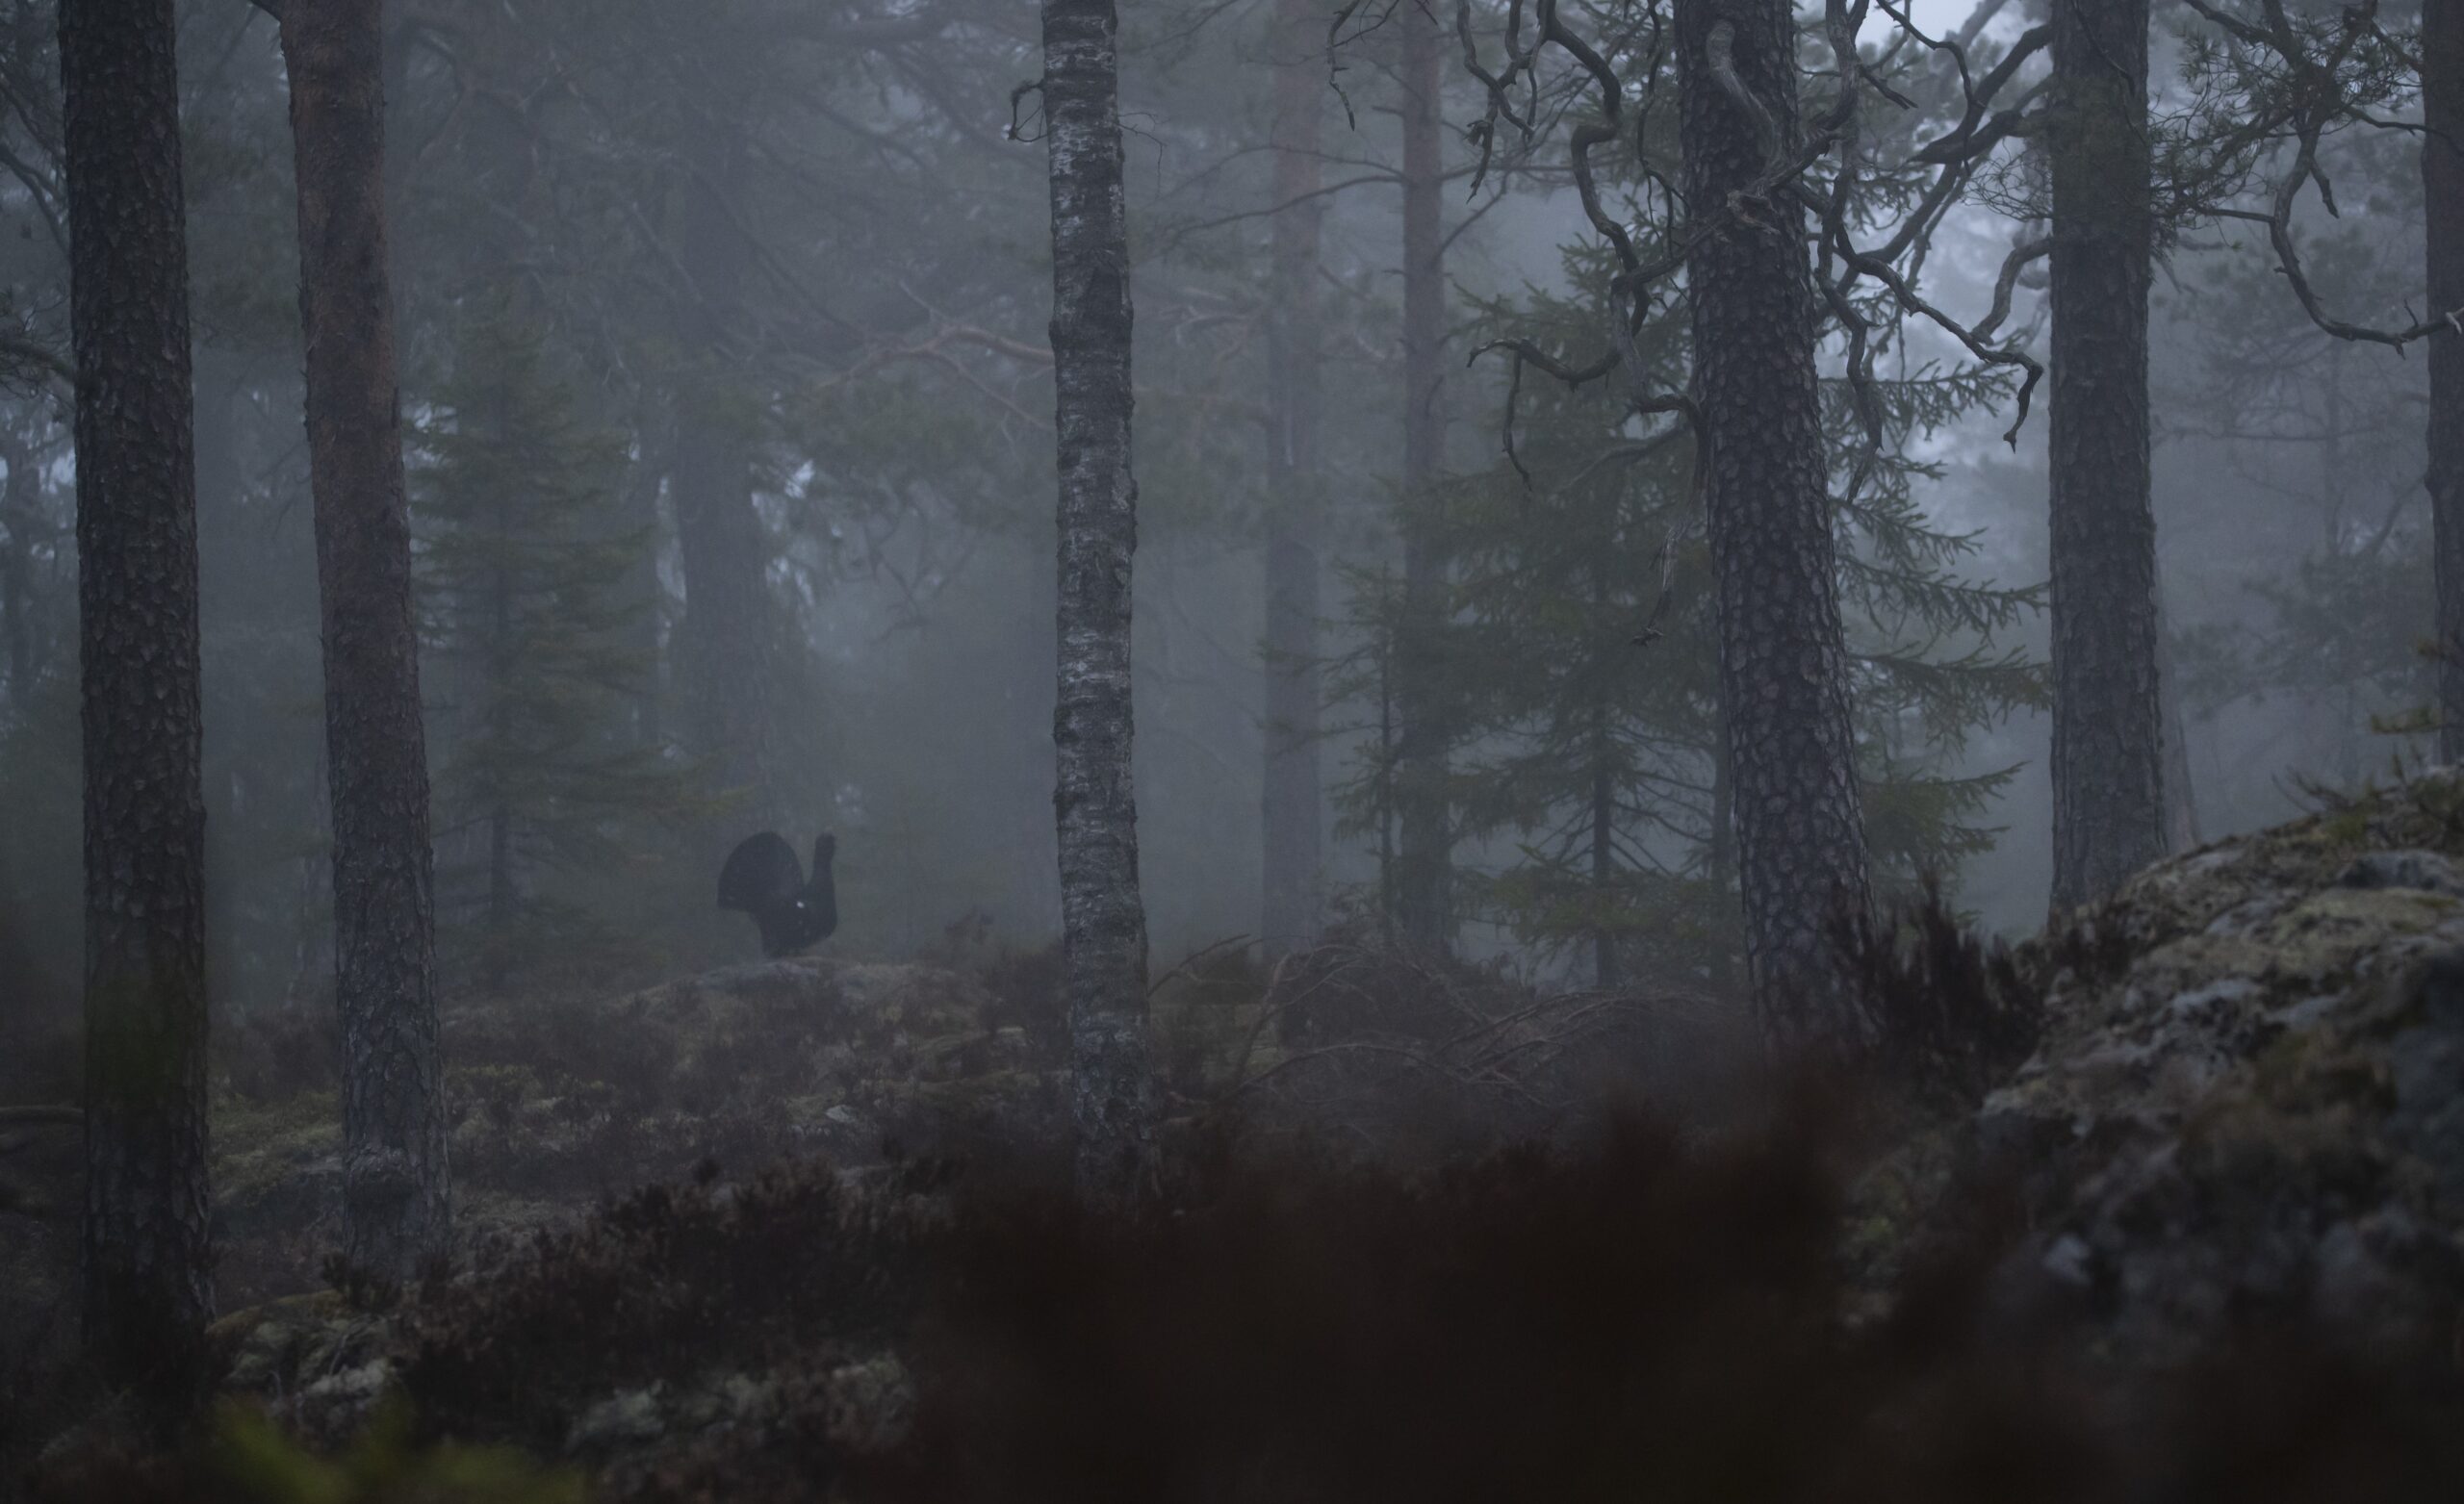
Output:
top-left (1974, 770), bottom-right (2464, 1364)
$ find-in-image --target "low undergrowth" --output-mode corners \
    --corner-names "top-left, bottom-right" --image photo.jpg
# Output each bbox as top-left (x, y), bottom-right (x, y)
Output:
top-left (27, 1091), bottom-right (2464, 1504)
top-left (22, 869), bottom-right (2464, 1501)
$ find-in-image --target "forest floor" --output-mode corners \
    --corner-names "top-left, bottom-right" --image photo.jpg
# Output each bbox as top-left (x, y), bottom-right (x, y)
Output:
top-left (9, 770), bottom-right (2464, 1499)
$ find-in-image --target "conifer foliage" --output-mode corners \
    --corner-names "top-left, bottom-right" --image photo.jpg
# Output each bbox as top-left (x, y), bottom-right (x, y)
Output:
top-left (1338, 244), bottom-right (2040, 991)
top-left (414, 311), bottom-right (689, 985)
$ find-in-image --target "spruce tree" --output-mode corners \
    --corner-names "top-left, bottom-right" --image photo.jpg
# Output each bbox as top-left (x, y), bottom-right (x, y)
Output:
top-left (1341, 242), bottom-right (2040, 990)
top-left (415, 310), bottom-right (689, 985)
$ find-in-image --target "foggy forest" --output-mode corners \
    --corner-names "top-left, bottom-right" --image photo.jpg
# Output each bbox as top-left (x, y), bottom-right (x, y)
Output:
top-left (3, 0), bottom-right (2463, 1495)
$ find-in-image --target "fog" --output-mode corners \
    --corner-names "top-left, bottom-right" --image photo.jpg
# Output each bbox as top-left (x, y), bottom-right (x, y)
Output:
top-left (0, 0), bottom-right (2441, 1000)
top-left (7, 0), bottom-right (2464, 1490)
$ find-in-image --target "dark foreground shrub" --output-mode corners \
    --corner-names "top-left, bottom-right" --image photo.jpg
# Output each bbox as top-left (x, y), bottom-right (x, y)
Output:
top-left (1234, 934), bottom-right (1758, 1162)
top-left (1837, 884), bottom-right (2045, 1112)
top-left (865, 1103), bottom-right (2462, 1504)
top-left (29, 1094), bottom-right (2464, 1503)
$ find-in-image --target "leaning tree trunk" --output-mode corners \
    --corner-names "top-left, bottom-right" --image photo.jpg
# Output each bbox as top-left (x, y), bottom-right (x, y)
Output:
top-left (60, 0), bottom-right (214, 1412)
top-left (1393, 0), bottom-right (1453, 953)
top-left (280, 0), bottom-right (450, 1281)
top-left (2045, 0), bottom-right (2165, 908)
top-left (2427, 0), bottom-right (2464, 764)
top-left (1261, 0), bottom-right (1326, 958)
top-left (1041, 0), bottom-right (1158, 1202)
top-left (1674, 0), bottom-right (1873, 1049)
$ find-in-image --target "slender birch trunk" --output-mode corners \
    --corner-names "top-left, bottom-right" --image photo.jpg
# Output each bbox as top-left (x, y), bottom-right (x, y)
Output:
top-left (1040, 0), bottom-right (1157, 1201)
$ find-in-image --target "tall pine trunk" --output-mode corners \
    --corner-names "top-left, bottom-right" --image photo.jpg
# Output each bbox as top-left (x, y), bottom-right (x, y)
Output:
top-left (61, 0), bottom-right (214, 1410)
top-left (670, 117), bottom-right (778, 825)
top-left (280, 0), bottom-right (450, 1279)
top-left (2428, 0), bottom-right (2464, 764)
top-left (2045, 0), bottom-right (2166, 908)
top-left (1675, 0), bottom-right (1872, 1047)
top-left (1261, 0), bottom-right (1325, 958)
top-left (1393, 0), bottom-right (1452, 952)
top-left (1042, 0), bottom-right (1157, 1201)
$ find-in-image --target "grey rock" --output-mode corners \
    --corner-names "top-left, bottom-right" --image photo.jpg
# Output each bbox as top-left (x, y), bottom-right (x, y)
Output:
top-left (2336, 848), bottom-right (2464, 897)
top-left (1954, 774), bottom-right (2464, 1365)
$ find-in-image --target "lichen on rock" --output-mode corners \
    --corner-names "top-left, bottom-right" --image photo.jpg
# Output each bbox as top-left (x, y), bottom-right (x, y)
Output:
top-left (1970, 769), bottom-right (2464, 1365)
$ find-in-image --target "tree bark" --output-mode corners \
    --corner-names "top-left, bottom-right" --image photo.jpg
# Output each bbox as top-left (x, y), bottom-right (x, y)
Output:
top-left (669, 117), bottom-right (778, 825)
top-left (1393, 0), bottom-right (1452, 953)
top-left (280, 0), bottom-right (450, 1281)
top-left (1261, 0), bottom-right (1325, 958)
top-left (1041, 0), bottom-right (1157, 1202)
top-left (60, 0), bottom-right (214, 1410)
top-left (2045, 0), bottom-right (2165, 908)
top-left (1675, 0), bottom-right (1872, 1048)
top-left (2427, 0), bottom-right (2464, 764)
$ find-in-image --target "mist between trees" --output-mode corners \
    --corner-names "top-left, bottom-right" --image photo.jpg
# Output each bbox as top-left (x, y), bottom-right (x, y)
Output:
top-left (0, 0), bottom-right (2457, 1418)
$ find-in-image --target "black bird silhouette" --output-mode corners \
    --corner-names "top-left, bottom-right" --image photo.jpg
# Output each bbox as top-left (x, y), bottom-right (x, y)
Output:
top-left (717, 831), bottom-right (838, 957)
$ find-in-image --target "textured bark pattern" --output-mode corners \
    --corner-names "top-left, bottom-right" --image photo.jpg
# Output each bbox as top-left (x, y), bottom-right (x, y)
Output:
top-left (1261, 0), bottom-right (1324, 958)
top-left (1393, 0), bottom-right (1452, 953)
top-left (1043, 0), bottom-right (1158, 1201)
top-left (61, 0), bottom-right (215, 1398)
top-left (2045, 0), bottom-right (2166, 909)
top-left (2428, 0), bottom-right (2464, 764)
top-left (1675, 0), bottom-right (1871, 1046)
top-left (670, 123), bottom-right (779, 824)
top-left (282, 0), bottom-right (450, 1279)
